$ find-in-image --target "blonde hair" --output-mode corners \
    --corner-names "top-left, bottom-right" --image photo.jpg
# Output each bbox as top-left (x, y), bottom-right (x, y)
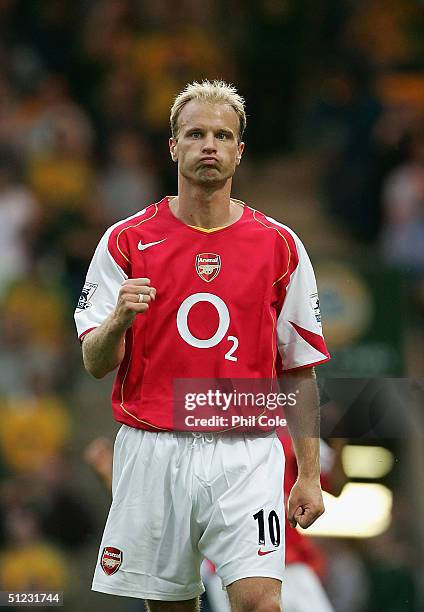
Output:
top-left (170, 80), bottom-right (246, 142)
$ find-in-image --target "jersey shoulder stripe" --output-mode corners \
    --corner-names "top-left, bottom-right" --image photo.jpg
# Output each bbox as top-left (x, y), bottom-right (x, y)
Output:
top-left (264, 214), bottom-right (305, 250)
top-left (247, 206), bottom-right (299, 252)
top-left (247, 207), bottom-right (299, 285)
top-left (106, 200), bottom-right (163, 272)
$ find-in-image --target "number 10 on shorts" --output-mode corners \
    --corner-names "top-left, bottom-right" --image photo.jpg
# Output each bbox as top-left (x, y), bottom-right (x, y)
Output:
top-left (253, 509), bottom-right (281, 547)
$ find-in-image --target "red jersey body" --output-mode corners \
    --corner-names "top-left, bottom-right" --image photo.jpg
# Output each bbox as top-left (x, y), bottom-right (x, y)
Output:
top-left (75, 197), bottom-right (329, 431)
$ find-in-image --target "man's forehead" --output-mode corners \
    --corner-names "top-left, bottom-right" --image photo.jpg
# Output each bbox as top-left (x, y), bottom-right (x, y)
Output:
top-left (178, 100), bottom-right (239, 133)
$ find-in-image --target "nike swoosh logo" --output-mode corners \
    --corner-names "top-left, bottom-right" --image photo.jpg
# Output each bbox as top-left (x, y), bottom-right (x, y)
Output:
top-left (257, 548), bottom-right (277, 556)
top-left (138, 239), bottom-right (167, 251)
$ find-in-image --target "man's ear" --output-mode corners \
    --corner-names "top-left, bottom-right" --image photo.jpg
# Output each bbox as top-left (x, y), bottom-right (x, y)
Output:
top-left (236, 141), bottom-right (245, 165)
top-left (169, 137), bottom-right (178, 162)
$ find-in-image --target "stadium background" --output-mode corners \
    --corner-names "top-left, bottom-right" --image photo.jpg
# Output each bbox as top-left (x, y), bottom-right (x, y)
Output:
top-left (0, 1), bottom-right (423, 610)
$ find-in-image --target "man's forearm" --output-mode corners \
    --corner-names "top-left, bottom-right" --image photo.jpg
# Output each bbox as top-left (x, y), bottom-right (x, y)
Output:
top-left (80, 278), bottom-right (156, 378)
top-left (289, 434), bottom-right (320, 480)
top-left (283, 367), bottom-right (325, 528)
top-left (282, 368), bottom-right (321, 480)
top-left (82, 313), bottom-right (127, 378)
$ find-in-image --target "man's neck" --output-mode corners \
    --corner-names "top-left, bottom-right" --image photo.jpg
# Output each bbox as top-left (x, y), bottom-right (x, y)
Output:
top-left (170, 181), bottom-right (242, 229)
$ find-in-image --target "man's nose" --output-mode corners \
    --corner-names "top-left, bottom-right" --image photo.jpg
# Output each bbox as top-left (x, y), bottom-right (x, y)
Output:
top-left (202, 133), bottom-right (217, 152)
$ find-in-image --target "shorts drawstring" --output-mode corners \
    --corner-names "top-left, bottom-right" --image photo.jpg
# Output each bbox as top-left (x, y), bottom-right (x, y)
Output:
top-left (190, 432), bottom-right (215, 448)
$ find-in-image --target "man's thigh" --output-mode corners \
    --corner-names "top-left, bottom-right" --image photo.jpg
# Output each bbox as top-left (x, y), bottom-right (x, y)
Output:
top-left (145, 597), bottom-right (200, 612)
top-left (227, 577), bottom-right (282, 612)
top-left (200, 435), bottom-right (285, 587)
top-left (92, 429), bottom-right (204, 600)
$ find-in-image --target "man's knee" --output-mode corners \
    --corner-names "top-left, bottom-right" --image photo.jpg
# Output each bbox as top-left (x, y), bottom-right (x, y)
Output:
top-left (256, 599), bottom-right (281, 612)
top-left (145, 597), bottom-right (200, 612)
top-left (237, 595), bottom-right (281, 612)
top-left (241, 595), bottom-right (281, 612)
top-left (227, 577), bottom-right (282, 612)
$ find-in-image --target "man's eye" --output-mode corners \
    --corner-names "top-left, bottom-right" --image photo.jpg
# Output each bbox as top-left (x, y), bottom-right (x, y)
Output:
top-left (190, 132), bottom-right (202, 138)
top-left (217, 132), bottom-right (228, 140)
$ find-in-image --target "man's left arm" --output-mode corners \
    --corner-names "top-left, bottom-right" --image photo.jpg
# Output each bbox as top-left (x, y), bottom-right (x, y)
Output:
top-left (282, 366), bottom-right (324, 529)
top-left (274, 227), bottom-right (331, 528)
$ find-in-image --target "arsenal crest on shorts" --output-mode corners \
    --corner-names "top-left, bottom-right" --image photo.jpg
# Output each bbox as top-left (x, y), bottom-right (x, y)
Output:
top-left (101, 546), bottom-right (123, 575)
top-left (195, 253), bottom-right (221, 282)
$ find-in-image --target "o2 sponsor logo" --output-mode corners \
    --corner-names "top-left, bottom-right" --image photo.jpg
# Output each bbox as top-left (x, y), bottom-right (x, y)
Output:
top-left (176, 292), bottom-right (238, 361)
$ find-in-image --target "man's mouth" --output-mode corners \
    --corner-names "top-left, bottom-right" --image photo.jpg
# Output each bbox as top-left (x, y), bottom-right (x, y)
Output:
top-left (199, 157), bottom-right (219, 165)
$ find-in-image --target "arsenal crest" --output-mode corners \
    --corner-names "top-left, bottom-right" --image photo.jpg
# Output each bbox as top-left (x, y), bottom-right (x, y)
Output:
top-left (196, 253), bottom-right (221, 282)
top-left (101, 546), bottom-right (123, 575)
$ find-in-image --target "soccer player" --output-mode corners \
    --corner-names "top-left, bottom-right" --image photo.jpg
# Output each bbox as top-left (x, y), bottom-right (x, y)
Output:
top-left (75, 80), bottom-right (330, 612)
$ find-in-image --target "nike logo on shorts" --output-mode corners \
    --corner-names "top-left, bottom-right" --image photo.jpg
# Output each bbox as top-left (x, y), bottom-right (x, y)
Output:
top-left (138, 239), bottom-right (167, 251)
top-left (257, 548), bottom-right (277, 556)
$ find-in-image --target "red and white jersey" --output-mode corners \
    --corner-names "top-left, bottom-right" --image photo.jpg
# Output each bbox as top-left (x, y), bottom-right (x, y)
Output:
top-left (74, 197), bottom-right (330, 431)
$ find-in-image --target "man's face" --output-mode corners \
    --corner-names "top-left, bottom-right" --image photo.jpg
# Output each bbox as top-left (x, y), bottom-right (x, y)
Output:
top-left (169, 100), bottom-right (244, 187)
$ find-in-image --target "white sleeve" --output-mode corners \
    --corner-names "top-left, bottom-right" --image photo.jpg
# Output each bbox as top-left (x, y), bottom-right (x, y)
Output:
top-left (276, 232), bottom-right (329, 371)
top-left (74, 229), bottom-right (127, 340)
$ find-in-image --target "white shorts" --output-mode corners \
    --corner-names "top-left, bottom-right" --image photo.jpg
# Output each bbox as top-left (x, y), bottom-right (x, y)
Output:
top-left (92, 426), bottom-right (285, 601)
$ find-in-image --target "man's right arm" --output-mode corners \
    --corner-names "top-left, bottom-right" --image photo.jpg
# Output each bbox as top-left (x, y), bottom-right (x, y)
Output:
top-left (82, 278), bottom-right (156, 378)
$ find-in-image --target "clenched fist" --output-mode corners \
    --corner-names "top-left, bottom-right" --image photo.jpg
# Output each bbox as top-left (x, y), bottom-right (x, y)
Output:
top-left (287, 476), bottom-right (325, 529)
top-left (113, 278), bottom-right (157, 329)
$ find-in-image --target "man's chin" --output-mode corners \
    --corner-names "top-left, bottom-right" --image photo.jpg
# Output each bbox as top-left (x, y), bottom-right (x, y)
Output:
top-left (193, 168), bottom-right (233, 187)
top-left (180, 167), bottom-right (234, 188)
top-left (196, 175), bottom-right (227, 187)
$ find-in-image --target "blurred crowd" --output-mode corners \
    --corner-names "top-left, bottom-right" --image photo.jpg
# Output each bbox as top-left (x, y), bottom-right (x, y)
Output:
top-left (0, 1), bottom-right (423, 610)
